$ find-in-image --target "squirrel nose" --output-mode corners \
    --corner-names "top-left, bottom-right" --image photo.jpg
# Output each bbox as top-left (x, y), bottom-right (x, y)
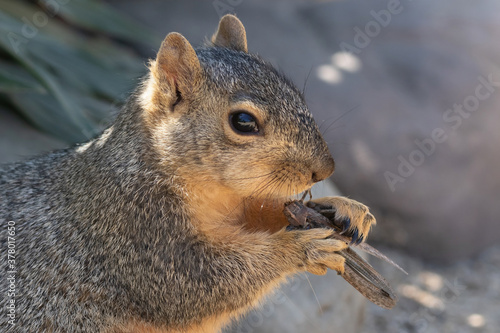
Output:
top-left (311, 156), bottom-right (335, 183)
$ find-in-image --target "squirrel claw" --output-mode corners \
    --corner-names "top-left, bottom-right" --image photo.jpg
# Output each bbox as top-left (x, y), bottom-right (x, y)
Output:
top-left (356, 235), bottom-right (364, 245)
top-left (340, 217), bottom-right (351, 234)
top-left (349, 228), bottom-right (359, 245)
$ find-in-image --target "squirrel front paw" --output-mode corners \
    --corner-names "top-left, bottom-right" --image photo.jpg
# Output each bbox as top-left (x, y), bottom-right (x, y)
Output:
top-left (306, 196), bottom-right (376, 245)
top-left (287, 228), bottom-right (348, 276)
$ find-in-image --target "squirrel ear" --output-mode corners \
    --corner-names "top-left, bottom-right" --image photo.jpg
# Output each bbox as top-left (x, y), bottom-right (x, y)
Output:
top-left (211, 14), bottom-right (248, 53)
top-left (153, 32), bottom-right (202, 103)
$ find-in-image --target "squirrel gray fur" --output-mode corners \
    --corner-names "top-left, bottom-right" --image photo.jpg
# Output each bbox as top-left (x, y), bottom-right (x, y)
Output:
top-left (0, 15), bottom-right (375, 332)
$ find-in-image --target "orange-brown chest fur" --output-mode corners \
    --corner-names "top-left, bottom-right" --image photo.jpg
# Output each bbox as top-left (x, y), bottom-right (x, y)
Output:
top-left (184, 179), bottom-right (289, 242)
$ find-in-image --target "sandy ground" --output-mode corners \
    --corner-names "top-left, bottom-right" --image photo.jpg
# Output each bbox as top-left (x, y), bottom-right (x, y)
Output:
top-left (360, 245), bottom-right (500, 333)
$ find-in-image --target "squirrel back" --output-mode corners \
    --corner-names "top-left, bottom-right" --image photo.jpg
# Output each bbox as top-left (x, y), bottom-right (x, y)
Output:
top-left (0, 15), bottom-right (353, 333)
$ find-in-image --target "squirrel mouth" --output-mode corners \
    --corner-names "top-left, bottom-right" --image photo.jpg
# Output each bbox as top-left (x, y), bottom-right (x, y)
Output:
top-left (249, 186), bottom-right (313, 205)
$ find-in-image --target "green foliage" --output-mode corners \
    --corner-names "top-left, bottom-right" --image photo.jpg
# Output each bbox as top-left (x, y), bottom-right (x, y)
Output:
top-left (0, 0), bottom-right (161, 143)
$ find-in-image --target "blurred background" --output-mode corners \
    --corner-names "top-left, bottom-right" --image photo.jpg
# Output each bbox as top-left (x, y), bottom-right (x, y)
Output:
top-left (1, 0), bottom-right (499, 332)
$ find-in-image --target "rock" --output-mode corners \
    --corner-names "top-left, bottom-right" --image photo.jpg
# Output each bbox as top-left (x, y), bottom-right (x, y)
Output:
top-left (360, 245), bottom-right (500, 333)
top-left (228, 271), bottom-right (366, 333)
top-left (296, 0), bottom-right (500, 261)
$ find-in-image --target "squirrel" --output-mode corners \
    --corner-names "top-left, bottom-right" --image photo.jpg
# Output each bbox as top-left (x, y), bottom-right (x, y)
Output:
top-left (0, 15), bottom-right (376, 333)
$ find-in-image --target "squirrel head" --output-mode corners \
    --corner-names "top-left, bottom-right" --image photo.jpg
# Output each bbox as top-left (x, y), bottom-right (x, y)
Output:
top-left (139, 15), bottom-right (334, 201)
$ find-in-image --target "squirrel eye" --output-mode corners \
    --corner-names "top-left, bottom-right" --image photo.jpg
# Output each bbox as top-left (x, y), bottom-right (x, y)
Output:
top-left (230, 112), bottom-right (259, 134)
